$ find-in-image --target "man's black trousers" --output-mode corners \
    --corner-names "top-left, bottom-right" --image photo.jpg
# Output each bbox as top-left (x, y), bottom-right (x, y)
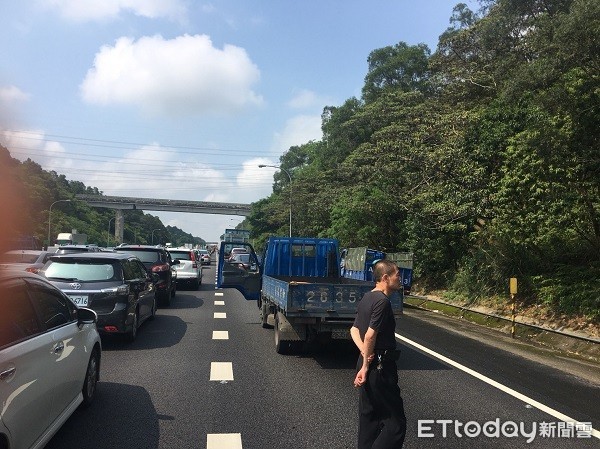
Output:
top-left (357, 358), bottom-right (407, 448)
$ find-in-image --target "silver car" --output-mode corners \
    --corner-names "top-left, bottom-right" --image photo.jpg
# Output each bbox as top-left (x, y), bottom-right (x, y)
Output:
top-left (168, 248), bottom-right (203, 290)
top-left (0, 270), bottom-right (101, 449)
top-left (0, 250), bottom-right (53, 273)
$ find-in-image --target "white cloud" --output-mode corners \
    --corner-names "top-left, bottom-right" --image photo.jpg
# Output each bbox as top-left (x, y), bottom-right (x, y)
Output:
top-left (80, 34), bottom-right (263, 117)
top-left (0, 85), bottom-right (30, 104)
top-left (0, 86), bottom-right (31, 131)
top-left (271, 115), bottom-right (322, 153)
top-left (1, 130), bottom-right (67, 166)
top-left (287, 89), bottom-right (317, 109)
top-left (41, 0), bottom-right (187, 22)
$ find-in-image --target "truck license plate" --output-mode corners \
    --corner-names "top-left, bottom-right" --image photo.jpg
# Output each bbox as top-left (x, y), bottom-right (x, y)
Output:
top-left (331, 328), bottom-right (350, 339)
top-left (68, 295), bottom-right (88, 307)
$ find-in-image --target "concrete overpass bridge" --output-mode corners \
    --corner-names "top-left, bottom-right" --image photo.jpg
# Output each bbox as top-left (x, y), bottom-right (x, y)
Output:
top-left (76, 194), bottom-right (251, 244)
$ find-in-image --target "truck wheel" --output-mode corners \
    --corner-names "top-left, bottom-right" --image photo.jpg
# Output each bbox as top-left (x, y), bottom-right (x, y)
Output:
top-left (274, 313), bottom-right (291, 354)
top-left (260, 300), bottom-right (273, 329)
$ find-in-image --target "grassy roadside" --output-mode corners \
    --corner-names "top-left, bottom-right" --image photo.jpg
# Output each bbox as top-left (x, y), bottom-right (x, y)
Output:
top-left (403, 295), bottom-right (600, 364)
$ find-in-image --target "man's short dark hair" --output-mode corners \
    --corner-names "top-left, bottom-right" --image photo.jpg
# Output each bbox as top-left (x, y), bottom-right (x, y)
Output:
top-left (373, 259), bottom-right (398, 282)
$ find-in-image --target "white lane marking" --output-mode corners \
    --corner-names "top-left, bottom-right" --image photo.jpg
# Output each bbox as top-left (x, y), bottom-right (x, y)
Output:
top-left (214, 300), bottom-right (225, 306)
top-left (207, 433), bottom-right (242, 449)
top-left (395, 333), bottom-right (600, 439)
top-left (210, 362), bottom-right (233, 381)
top-left (214, 312), bottom-right (227, 319)
top-left (215, 292), bottom-right (224, 296)
top-left (213, 331), bottom-right (229, 340)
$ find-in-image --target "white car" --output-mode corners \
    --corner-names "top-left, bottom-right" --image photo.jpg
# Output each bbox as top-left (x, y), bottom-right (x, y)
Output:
top-left (168, 248), bottom-right (203, 290)
top-left (197, 249), bottom-right (211, 265)
top-left (0, 270), bottom-right (101, 449)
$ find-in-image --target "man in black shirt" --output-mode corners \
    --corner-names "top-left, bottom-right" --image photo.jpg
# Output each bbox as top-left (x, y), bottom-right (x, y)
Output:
top-left (350, 259), bottom-right (406, 448)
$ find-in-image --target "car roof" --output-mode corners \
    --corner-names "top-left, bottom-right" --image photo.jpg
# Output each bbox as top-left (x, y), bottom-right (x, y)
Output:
top-left (3, 249), bottom-right (46, 255)
top-left (49, 252), bottom-right (134, 261)
top-left (117, 244), bottom-right (163, 249)
top-left (168, 248), bottom-right (194, 252)
top-left (0, 269), bottom-right (46, 281)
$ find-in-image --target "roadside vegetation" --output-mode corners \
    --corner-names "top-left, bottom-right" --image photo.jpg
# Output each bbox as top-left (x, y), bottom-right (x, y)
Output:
top-left (0, 147), bottom-right (204, 250)
top-left (248, 0), bottom-right (599, 321)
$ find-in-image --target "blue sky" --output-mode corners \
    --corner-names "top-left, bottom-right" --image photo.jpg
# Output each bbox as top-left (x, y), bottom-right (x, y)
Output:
top-left (1, 0), bottom-right (477, 242)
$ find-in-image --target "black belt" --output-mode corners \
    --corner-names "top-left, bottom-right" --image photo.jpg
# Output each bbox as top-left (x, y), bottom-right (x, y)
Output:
top-left (374, 349), bottom-right (401, 361)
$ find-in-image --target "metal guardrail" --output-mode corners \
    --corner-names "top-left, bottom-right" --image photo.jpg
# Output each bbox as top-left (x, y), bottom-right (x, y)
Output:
top-left (405, 295), bottom-right (600, 345)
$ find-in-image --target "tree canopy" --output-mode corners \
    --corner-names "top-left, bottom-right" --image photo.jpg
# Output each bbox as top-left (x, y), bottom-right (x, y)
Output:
top-left (248, 0), bottom-right (599, 319)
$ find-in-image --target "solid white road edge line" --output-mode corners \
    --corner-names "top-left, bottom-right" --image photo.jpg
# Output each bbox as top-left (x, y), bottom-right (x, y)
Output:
top-left (395, 333), bottom-right (600, 439)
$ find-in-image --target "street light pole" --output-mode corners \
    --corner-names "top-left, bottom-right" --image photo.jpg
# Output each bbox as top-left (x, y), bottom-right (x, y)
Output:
top-left (107, 217), bottom-right (115, 247)
top-left (259, 164), bottom-right (292, 237)
top-left (151, 229), bottom-right (161, 245)
top-left (47, 199), bottom-right (71, 247)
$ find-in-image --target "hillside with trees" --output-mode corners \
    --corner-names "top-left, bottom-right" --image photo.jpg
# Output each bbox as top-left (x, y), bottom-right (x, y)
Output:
top-left (247, 0), bottom-right (599, 321)
top-left (0, 146), bottom-right (205, 250)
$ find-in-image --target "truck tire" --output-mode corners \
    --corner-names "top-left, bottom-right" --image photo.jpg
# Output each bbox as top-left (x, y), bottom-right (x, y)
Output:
top-left (274, 313), bottom-right (292, 354)
top-left (260, 299), bottom-right (273, 329)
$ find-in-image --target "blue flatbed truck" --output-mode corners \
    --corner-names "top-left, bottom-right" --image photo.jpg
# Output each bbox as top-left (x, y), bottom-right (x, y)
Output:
top-left (217, 237), bottom-right (403, 354)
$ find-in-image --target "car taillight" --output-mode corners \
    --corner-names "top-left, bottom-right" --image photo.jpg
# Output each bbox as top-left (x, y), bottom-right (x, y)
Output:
top-left (25, 267), bottom-right (39, 274)
top-left (152, 263), bottom-right (170, 272)
top-left (190, 252), bottom-right (196, 261)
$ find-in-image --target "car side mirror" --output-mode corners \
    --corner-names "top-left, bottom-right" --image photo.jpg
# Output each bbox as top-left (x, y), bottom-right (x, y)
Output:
top-left (77, 307), bottom-right (98, 327)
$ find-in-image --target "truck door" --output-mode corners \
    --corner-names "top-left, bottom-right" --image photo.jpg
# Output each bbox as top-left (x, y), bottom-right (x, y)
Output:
top-left (217, 242), bottom-right (262, 300)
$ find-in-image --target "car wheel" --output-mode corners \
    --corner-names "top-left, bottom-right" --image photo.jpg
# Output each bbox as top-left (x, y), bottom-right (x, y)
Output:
top-left (192, 279), bottom-right (199, 290)
top-left (127, 309), bottom-right (138, 342)
top-left (81, 348), bottom-right (100, 407)
top-left (171, 280), bottom-right (176, 298)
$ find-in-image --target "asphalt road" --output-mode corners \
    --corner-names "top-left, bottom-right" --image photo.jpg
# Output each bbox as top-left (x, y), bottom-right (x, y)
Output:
top-left (46, 263), bottom-right (600, 449)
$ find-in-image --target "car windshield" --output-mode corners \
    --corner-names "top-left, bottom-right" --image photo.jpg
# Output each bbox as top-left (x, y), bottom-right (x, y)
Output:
top-left (1, 252), bottom-right (40, 263)
top-left (170, 251), bottom-right (192, 260)
top-left (117, 250), bottom-right (160, 263)
top-left (45, 260), bottom-right (120, 282)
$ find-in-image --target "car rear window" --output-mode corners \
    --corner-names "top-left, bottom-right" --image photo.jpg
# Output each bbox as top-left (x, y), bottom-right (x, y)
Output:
top-left (170, 251), bottom-right (192, 260)
top-left (45, 260), bottom-right (120, 282)
top-left (117, 249), bottom-right (161, 263)
top-left (56, 248), bottom-right (91, 254)
top-left (234, 254), bottom-right (251, 263)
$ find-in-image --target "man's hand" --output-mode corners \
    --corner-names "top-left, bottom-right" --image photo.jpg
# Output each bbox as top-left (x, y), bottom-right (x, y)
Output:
top-left (354, 366), bottom-right (368, 387)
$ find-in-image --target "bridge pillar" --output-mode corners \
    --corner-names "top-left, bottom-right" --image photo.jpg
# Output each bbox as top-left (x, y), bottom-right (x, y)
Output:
top-left (115, 210), bottom-right (125, 244)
